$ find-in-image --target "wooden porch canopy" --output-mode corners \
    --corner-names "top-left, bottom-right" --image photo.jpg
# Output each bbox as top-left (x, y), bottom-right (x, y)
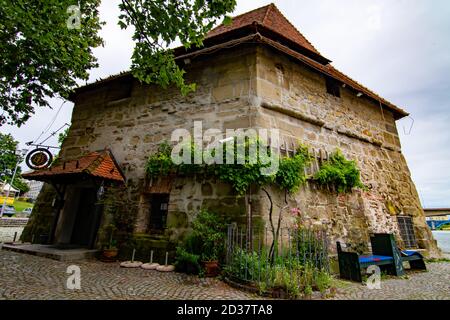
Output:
top-left (22, 150), bottom-right (125, 184)
top-left (144, 177), bottom-right (173, 194)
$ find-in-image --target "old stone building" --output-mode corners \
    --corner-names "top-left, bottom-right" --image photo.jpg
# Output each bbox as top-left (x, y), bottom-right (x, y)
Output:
top-left (23, 4), bottom-right (439, 258)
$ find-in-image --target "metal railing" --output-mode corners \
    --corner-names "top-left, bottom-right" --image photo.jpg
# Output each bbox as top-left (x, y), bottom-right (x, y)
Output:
top-left (225, 225), bottom-right (330, 296)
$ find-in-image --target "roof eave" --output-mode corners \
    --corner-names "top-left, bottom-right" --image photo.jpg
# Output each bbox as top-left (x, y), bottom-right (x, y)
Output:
top-left (67, 33), bottom-right (408, 120)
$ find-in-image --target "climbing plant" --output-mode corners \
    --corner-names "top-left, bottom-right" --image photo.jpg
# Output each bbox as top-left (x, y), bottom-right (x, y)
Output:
top-left (145, 142), bottom-right (174, 178)
top-left (146, 139), bottom-right (312, 263)
top-left (275, 144), bottom-right (312, 194)
top-left (314, 149), bottom-right (365, 193)
top-left (145, 139), bottom-right (312, 196)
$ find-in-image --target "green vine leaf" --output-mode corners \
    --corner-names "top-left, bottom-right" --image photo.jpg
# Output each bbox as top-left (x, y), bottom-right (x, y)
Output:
top-left (314, 149), bottom-right (365, 193)
top-left (145, 140), bottom-right (312, 195)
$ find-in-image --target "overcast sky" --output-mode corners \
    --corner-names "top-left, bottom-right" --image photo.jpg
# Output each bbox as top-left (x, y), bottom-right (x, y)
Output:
top-left (2, 0), bottom-right (449, 208)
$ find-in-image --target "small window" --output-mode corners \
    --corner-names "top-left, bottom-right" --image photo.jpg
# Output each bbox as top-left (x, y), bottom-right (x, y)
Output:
top-left (326, 77), bottom-right (341, 98)
top-left (107, 80), bottom-right (132, 102)
top-left (148, 194), bottom-right (170, 232)
top-left (397, 216), bottom-right (418, 249)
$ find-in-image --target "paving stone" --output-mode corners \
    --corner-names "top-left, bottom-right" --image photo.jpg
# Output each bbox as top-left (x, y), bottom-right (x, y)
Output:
top-left (0, 250), bottom-right (258, 300)
top-left (0, 250), bottom-right (448, 300)
top-left (330, 263), bottom-right (450, 300)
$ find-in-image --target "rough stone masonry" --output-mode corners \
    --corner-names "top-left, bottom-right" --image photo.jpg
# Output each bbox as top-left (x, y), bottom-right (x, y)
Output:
top-left (22, 4), bottom-right (440, 258)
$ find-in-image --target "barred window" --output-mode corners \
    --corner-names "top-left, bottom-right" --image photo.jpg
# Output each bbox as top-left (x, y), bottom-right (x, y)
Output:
top-left (397, 216), bottom-right (418, 249)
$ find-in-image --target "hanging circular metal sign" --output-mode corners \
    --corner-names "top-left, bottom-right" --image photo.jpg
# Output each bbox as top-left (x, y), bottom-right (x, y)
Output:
top-left (25, 148), bottom-right (53, 170)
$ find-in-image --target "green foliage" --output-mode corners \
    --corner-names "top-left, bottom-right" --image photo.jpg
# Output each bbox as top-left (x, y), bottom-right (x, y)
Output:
top-left (118, 0), bottom-right (236, 96)
top-left (145, 142), bottom-right (174, 178)
top-left (0, 133), bottom-right (29, 193)
top-left (145, 141), bottom-right (312, 196)
top-left (174, 246), bottom-right (201, 275)
top-left (0, 0), bottom-right (104, 126)
top-left (314, 149), bottom-right (365, 193)
top-left (191, 209), bottom-right (228, 261)
top-left (0, 133), bottom-right (19, 178)
top-left (226, 248), bottom-right (332, 299)
top-left (175, 210), bottom-right (228, 275)
top-left (212, 138), bottom-right (275, 195)
top-left (315, 270), bottom-right (333, 293)
top-left (11, 178), bottom-right (30, 194)
top-left (58, 127), bottom-right (70, 146)
top-left (1, 1), bottom-right (236, 126)
top-left (275, 145), bottom-right (312, 193)
top-left (175, 232), bottom-right (203, 274)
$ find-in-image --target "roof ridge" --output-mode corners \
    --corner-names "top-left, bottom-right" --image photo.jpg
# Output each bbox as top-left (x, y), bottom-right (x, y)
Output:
top-left (262, 3), bottom-right (274, 24)
top-left (268, 4), bottom-right (321, 55)
top-left (227, 3), bottom-right (271, 24)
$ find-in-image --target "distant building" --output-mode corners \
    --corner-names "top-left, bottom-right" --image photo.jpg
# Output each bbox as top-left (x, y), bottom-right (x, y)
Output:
top-left (23, 180), bottom-right (44, 201)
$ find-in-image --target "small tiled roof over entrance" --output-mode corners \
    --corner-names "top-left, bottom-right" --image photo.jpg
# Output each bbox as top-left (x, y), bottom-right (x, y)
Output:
top-left (22, 150), bottom-right (125, 183)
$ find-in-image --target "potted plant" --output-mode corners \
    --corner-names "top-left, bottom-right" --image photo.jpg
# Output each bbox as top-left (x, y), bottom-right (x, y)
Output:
top-left (103, 239), bottom-right (118, 259)
top-left (102, 225), bottom-right (118, 260)
top-left (191, 210), bottom-right (228, 277)
top-left (202, 258), bottom-right (220, 277)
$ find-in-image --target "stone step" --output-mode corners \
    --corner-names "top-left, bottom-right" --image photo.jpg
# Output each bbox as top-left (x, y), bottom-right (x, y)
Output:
top-left (1, 244), bottom-right (98, 262)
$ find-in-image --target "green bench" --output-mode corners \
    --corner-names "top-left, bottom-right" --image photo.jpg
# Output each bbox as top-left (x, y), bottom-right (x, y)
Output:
top-left (337, 233), bottom-right (426, 282)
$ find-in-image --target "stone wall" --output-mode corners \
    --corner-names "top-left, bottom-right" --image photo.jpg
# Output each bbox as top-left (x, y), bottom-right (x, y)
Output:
top-left (21, 183), bottom-right (58, 243)
top-left (251, 46), bottom-right (439, 256)
top-left (26, 46), bottom-right (259, 247)
top-left (24, 43), bottom-right (440, 257)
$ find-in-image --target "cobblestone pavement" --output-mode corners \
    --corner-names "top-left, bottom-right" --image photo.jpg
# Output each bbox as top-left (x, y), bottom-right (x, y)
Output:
top-left (0, 250), bottom-right (258, 300)
top-left (331, 262), bottom-right (450, 300)
top-left (0, 250), bottom-right (449, 300)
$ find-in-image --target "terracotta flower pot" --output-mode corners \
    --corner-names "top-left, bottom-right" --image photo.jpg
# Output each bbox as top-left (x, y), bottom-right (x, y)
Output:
top-left (203, 260), bottom-right (220, 277)
top-left (103, 248), bottom-right (118, 259)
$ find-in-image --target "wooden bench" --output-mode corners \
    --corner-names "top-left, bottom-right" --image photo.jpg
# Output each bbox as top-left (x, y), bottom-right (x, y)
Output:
top-left (337, 233), bottom-right (426, 282)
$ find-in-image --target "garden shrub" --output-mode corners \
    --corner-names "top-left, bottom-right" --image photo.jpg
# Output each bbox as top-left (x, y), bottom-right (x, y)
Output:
top-left (175, 209), bottom-right (229, 275)
top-left (225, 248), bottom-right (332, 299)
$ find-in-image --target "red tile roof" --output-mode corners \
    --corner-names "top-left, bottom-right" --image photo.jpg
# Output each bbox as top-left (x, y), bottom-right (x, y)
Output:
top-left (22, 150), bottom-right (125, 183)
top-left (69, 3), bottom-right (408, 119)
top-left (207, 3), bottom-right (321, 56)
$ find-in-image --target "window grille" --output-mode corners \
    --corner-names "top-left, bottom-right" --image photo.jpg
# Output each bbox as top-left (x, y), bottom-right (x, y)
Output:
top-left (397, 216), bottom-right (418, 248)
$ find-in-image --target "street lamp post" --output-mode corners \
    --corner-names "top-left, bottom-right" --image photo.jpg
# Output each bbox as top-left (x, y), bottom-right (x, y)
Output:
top-left (0, 149), bottom-right (28, 218)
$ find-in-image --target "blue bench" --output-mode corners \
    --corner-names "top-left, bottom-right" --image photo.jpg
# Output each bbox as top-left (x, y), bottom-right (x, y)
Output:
top-left (337, 234), bottom-right (426, 282)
